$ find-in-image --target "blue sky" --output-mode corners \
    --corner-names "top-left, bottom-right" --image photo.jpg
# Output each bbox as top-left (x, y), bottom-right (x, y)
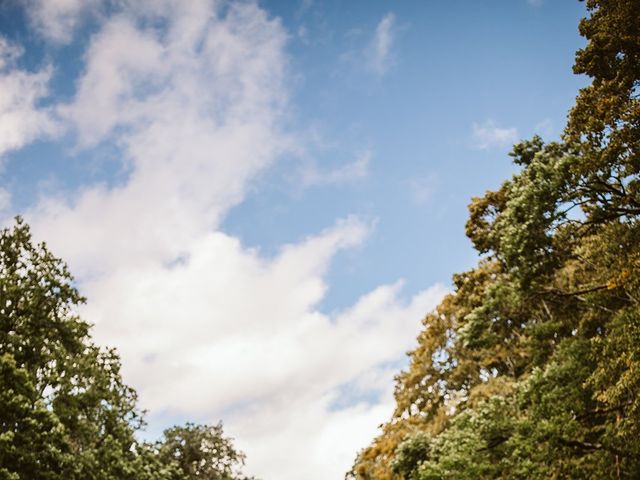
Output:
top-left (0, 1), bottom-right (587, 478)
top-left (209, 0), bottom-right (587, 311)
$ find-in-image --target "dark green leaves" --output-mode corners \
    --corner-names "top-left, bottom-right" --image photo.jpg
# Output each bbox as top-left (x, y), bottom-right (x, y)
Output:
top-left (0, 219), bottom-right (254, 480)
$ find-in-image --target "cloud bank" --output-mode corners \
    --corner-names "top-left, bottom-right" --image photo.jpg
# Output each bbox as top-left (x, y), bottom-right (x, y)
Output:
top-left (1, 1), bottom-right (446, 478)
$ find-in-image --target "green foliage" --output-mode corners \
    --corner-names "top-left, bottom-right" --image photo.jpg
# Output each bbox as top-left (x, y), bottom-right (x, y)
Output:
top-left (0, 217), bottom-right (141, 479)
top-left (0, 219), bottom-right (253, 480)
top-left (0, 353), bottom-right (68, 480)
top-left (350, 1), bottom-right (640, 478)
top-left (391, 432), bottom-right (430, 479)
top-left (157, 423), bottom-right (254, 480)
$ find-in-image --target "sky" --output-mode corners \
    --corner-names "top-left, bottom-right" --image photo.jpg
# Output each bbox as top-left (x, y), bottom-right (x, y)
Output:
top-left (0, 0), bottom-right (588, 478)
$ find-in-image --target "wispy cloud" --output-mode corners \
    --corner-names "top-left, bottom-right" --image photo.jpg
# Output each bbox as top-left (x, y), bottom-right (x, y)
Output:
top-left (367, 12), bottom-right (396, 76)
top-left (527, 0), bottom-right (544, 7)
top-left (301, 150), bottom-right (371, 187)
top-left (0, 38), bottom-right (57, 158)
top-left (0, 187), bottom-right (10, 212)
top-left (409, 173), bottom-right (438, 205)
top-left (295, 0), bottom-right (314, 20)
top-left (471, 119), bottom-right (519, 150)
top-left (533, 118), bottom-right (553, 138)
top-left (26, 0), bottom-right (102, 44)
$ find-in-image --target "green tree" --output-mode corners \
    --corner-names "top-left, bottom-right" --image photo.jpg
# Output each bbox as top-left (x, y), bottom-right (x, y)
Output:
top-left (0, 217), bottom-right (149, 479)
top-left (0, 218), bottom-right (255, 480)
top-left (157, 423), bottom-right (254, 480)
top-left (0, 352), bottom-right (68, 480)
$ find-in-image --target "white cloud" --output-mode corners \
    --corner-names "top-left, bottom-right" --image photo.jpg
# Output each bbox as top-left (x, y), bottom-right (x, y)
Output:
top-left (26, 0), bottom-right (102, 44)
top-left (231, 374), bottom-right (399, 480)
top-left (527, 0), bottom-right (544, 7)
top-left (0, 37), bottom-right (22, 70)
top-left (230, 282), bottom-right (445, 480)
top-left (471, 119), bottom-right (519, 150)
top-left (33, 0), bottom-right (290, 277)
top-left (17, 2), bottom-right (446, 479)
top-left (367, 13), bottom-right (396, 76)
top-left (301, 150), bottom-right (371, 187)
top-left (533, 118), bottom-right (553, 138)
top-left (0, 38), bottom-right (57, 158)
top-left (81, 250), bottom-right (445, 480)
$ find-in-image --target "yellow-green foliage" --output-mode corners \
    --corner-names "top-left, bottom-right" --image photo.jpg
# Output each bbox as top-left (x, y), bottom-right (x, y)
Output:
top-left (350, 1), bottom-right (640, 478)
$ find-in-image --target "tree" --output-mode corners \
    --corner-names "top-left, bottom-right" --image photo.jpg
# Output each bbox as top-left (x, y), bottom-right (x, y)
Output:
top-left (0, 217), bottom-right (145, 479)
top-left (350, 1), bottom-right (640, 478)
top-left (0, 218), bottom-right (255, 480)
top-left (157, 423), bottom-right (254, 480)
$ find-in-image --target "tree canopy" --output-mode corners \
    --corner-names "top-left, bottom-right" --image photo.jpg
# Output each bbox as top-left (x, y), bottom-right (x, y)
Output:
top-left (349, 1), bottom-right (640, 478)
top-left (0, 218), bottom-right (253, 480)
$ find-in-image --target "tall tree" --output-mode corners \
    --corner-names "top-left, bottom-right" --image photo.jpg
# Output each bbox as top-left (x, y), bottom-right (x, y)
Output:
top-left (349, 1), bottom-right (640, 478)
top-left (0, 217), bottom-right (145, 479)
